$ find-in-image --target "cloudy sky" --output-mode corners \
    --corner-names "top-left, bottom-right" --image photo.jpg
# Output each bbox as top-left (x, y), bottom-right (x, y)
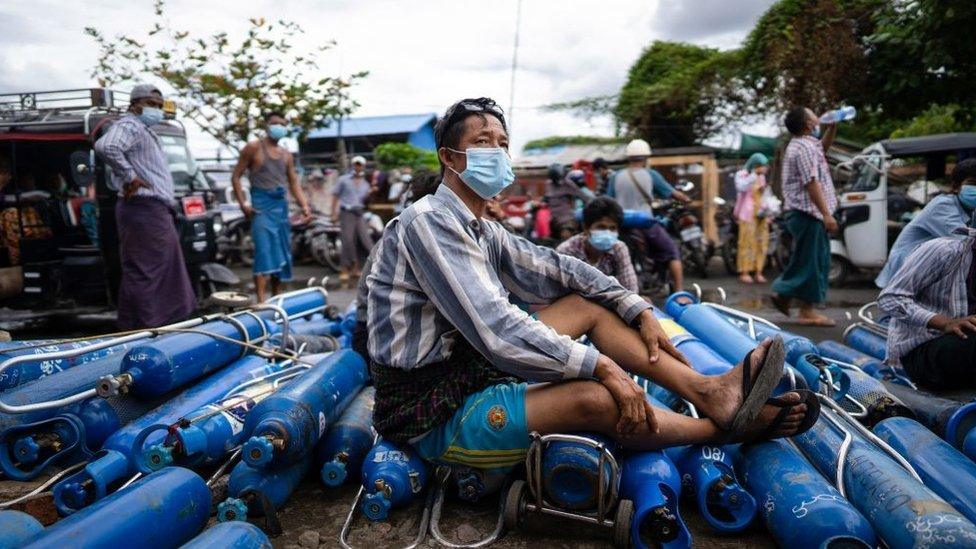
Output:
top-left (2, 0), bottom-right (776, 157)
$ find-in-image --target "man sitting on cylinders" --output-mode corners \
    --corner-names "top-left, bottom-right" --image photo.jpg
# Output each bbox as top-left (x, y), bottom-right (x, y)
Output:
top-left (365, 97), bottom-right (817, 473)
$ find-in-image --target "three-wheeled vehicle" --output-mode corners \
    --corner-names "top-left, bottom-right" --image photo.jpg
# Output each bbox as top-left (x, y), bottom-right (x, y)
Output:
top-left (0, 88), bottom-right (237, 329)
top-left (830, 133), bottom-right (976, 286)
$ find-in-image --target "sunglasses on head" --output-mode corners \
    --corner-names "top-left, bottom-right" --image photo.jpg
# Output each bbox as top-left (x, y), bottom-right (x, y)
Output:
top-left (442, 99), bottom-right (506, 136)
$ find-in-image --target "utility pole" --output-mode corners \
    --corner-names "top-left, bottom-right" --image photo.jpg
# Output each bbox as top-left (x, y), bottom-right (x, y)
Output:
top-left (508, 0), bottom-right (523, 130)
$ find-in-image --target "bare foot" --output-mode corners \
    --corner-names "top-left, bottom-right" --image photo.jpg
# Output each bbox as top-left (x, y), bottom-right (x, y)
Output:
top-left (724, 392), bottom-right (809, 442)
top-left (796, 312), bottom-right (836, 327)
top-left (694, 339), bottom-right (772, 430)
top-left (739, 273), bottom-right (754, 284)
top-left (755, 274), bottom-right (768, 284)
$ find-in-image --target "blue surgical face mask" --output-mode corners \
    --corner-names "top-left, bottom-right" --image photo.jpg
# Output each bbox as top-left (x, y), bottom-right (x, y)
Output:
top-left (138, 107), bottom-right (164, 127)
top-left (588, 229), bottom-right (618, 251)
top-left (960, 185), bottom-right (976, 210)
top-left (268, 124), bottom-right (288, 140)
top-left (447, 147), bottom-right (515, 200)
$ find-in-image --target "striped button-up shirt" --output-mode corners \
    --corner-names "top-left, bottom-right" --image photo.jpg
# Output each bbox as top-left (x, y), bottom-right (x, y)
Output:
top-left (781, 136), bottom-right (837, 220)
top-left (94, 114), bottom-right (174, 204)
top-left (877, 229), bottom-right (975, 365)
top-left (366, 183), bottom-right (650, 381)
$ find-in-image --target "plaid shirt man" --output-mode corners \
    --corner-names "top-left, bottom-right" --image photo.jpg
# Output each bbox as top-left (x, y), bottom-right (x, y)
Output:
top-left (557, 233), bottom-right (639, 293)
top-left (781, 135), bottom-right (838, 219)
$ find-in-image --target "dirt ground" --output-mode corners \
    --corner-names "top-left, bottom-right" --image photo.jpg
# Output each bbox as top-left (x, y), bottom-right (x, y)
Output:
top-left (4, 263), bottom-right (882, 547)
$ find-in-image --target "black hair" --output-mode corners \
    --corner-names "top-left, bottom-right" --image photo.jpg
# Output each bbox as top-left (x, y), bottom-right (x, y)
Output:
top-left (409, 169), bottom-right (440, 201)
top-left (264, 110), bottom-right (286, 122)
top-left (952, 158), bottom-right (976, 189)
top-left (784, 107), bottom-right (809, 136)
top-left (434, 98), bottom-right (508, 175)
top-left (582, 196), bottom-right (623, 228)
top-left (593, 157), bottom-right (607, 169)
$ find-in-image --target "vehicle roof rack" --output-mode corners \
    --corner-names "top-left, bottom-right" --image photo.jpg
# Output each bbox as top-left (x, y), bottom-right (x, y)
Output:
top-left (0, 88), bottom-right (130, 129)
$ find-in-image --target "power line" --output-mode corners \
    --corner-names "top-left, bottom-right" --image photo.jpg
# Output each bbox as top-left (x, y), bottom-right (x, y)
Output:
top-left (508, 0), bottom-right (523, 129)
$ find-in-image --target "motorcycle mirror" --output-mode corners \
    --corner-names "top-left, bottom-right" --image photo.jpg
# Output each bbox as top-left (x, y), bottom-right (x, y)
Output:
top-left (712, 196), bottom-right (727, 206)
top-left (677, 180), bottom-right (695, 192)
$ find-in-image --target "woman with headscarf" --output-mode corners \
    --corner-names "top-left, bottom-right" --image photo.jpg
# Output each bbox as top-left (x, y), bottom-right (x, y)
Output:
top-left (734, 153), bottom-right (771, 284)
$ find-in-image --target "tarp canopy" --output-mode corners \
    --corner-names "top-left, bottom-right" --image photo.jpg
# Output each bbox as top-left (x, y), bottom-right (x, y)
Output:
top-left (880, 133), bottom-right (976, 157)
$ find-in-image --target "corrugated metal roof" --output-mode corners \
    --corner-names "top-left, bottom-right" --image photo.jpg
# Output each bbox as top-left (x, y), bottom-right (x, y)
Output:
top-left (307, 113), bottom-right (437, 139)
top-left (513, 143), bottom-right (718, 168)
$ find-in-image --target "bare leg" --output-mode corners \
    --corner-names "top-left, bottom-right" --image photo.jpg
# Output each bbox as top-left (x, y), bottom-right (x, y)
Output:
top-left (525, 380), bottom-right (802, 449)
top-left (270, 275), bottom-right (282, 297)
top-left (668, 259), bottom-right (683, 291)
top-left (535, 295), bottom-right (806, 431)
top-left (254, 274), bottom-right (268, 303)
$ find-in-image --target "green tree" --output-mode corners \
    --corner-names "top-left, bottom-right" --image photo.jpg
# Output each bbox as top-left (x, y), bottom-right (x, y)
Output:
top-left (373, 143), bottom-right (439, 172)
top-left (85, 0), bottom-right (366, 151)
top-left (866, 0), bottom-right (976, 120)
top-left (738, 0), bottom-right (882, 114)
top-left (614, 41), bottom-right (743, 147)
top-left (890, 104), bottom-right (973, 139)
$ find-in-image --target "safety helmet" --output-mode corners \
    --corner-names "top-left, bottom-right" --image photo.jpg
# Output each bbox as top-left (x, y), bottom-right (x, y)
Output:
top-left (567, 169), bottom-right (586, 187)
top-left (625, 139), bottom-right (652, 158)
top-left (547, 163), bottom-right (566, 183)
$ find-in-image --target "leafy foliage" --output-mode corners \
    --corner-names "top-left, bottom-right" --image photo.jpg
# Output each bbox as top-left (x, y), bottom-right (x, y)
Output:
top-left (85, 0), bottom-right (366, 150)
top-left (890, 104), bottom-right (973, 139)
top-left (738, 0), bottom-right (882, 114)
top-left (522, 135), bottom-right (627, 151)
top-left (614, 41), bottom-right (744, 147)
top-left (373, 143), bottom-right (439, 172)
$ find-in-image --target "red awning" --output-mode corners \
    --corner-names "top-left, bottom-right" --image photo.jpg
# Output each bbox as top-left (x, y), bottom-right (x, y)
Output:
top-left (0, 133), bottom-right (89, 142)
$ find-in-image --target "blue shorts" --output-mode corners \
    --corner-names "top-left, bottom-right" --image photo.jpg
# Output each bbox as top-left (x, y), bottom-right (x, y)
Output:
top-left (412, 382), bottom-right (529, 471)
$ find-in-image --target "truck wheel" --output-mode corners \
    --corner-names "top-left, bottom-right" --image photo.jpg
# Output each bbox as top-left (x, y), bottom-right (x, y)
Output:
top-left (829, 255), bottom-right (850, 287)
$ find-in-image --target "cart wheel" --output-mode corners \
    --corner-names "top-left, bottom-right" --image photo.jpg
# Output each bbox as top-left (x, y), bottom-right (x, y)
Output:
top-left (503, 480), bottom-right (527, 532)
top-left (208, 291), bottom-right (253, 308)
top-left (613, 499), bottom-right (635, 549)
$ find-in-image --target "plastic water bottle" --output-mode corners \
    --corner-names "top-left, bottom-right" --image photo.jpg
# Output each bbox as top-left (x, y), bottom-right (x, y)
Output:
top-left (820, 106), bottom-right (857, 124)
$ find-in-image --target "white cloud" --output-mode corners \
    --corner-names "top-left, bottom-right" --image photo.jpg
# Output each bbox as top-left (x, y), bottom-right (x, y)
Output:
top-left (2, 0), bottom-right (776, 157)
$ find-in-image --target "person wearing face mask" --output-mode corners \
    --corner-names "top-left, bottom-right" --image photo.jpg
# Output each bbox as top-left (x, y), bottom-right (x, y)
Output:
top-left (231, 111), bottom-right (311, 303)
top-left (769, 106), bottom-right (840, 327)
top-left (365, 97), bottom-right (818, 480)
top-left (331, 155), bottom-right (378, 287)
top-left (876, 159), bottom-right (976, 288)
top-left (94, 84), bottom-right (196, 330)
top-left (556, 197), bottom-right (638, 292)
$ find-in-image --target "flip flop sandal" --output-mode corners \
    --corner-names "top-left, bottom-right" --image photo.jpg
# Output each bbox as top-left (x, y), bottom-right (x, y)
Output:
top-left (729, 337), bottom-right (787, 434)
top-left (769, 294), bottom-right (791, 317)
top-left (755, 389), bottom-right (821, 441)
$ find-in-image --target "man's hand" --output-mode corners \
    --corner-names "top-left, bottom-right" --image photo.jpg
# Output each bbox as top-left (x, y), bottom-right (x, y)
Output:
top-left (823, 214), bottom-right (839, 235)
top-left (241, 204), bottom-right (259, 220)
top-left (932, 315), bottom-right (976, 339)
top-left (122, 177), bottom-right (150, 200)
top-left (672, 190), bottom-right (692, 204)
top-left (635, 309), bottom-right (691, 367)
top-left (594, 355), bottom-right (658, 435)
top-left (299, 206), bottom-right (313, 224)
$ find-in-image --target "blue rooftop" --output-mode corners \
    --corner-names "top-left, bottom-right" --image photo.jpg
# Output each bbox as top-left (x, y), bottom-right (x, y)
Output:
top-left (307, 113), bottom-right (437, 139)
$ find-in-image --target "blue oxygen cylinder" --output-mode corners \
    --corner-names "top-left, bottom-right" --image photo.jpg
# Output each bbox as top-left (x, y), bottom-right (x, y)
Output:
top-left (874, 416), bottom-right (976, 524)
top-left (734, 439), bottom-right (876, 548)
top-left (707, 309), bottom-right (819, 366)
top-left (361, 440), bottom-right (429, 521)
top-left (217, 457), bottom-right (310, 522)
top-left (0, 337), bottom-right (133, 392)
top-left (619, 449), bottom-right (690, 549)
top-left (817, 340), bottom-right (888, 379)
top-left (287, 318), bottom-right (341, 337)
top-left (844, 325), bottom-right (887, 361)
top-left (316, 386), bottom-right (375, 487)
top-left (651, 309), bottom-right (732, 376)
top-left (881, 381), bottom-right (976, 462)
top-left (452, 467), bottom-right (511, 503)
top-left (0, 396), bottom-right (122, 481)
top-left (142, 354), bottom-right (332, 472)
top-left (665, 444), bottom-right (756, 533)
top-left (23, 467), bottom-right (210, 549)
top-left (0, 510), bottom-right (44, 547)
top-left (180, 522), bottom-right (271, 549)
top-left (117, 313), bottom-right (273, 398)
top-left (242, 350), bottom-right (368, 468)
top-left (541, 433), bottom-right (617, 511)
top-left (622, 210), bottom-right (655, 229)
top-left (794, 414), bottom-right (976, 548)
top-left (52, 355), bottom-right (282, 516)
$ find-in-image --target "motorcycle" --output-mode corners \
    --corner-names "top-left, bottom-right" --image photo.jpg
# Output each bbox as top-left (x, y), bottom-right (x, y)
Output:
top-left (654, 187), bottom-right (709, 278)
top-left (292, 209), bottom-right (342, 272)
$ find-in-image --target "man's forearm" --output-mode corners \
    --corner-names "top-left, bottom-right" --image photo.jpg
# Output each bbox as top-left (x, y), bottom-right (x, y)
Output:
top-left (805, 179), bottom-right (832, 217)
